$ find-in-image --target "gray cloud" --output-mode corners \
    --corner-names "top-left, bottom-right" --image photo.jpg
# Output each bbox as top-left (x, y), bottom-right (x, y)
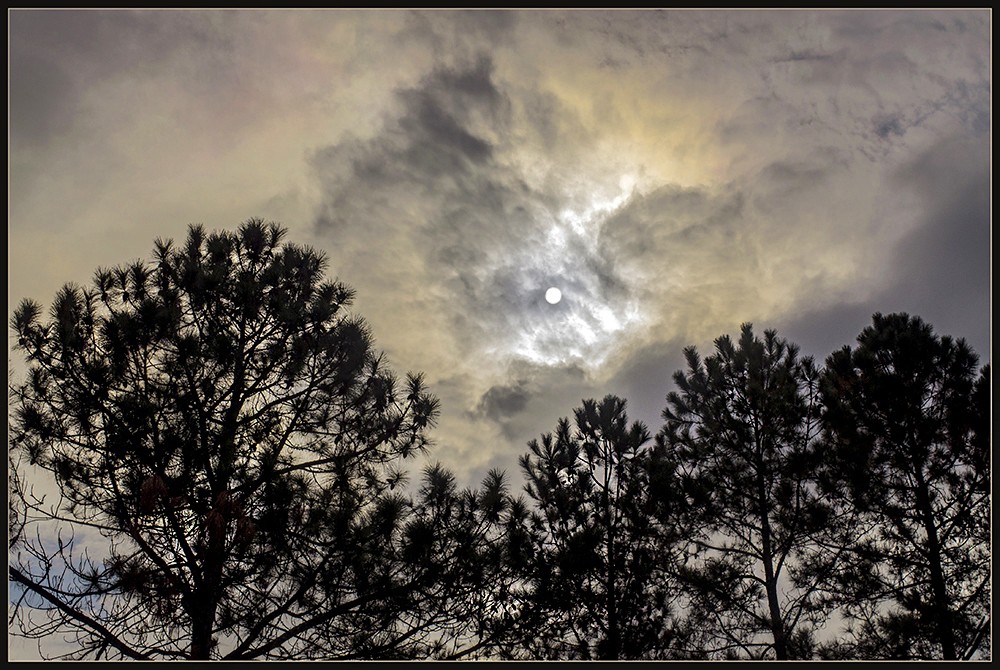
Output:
top-left (476, 380), bottom-right (531, 424)
top-left (8, 10), bottom-right (247, 106)
top-left (10, 11), bottom-right (989, 661)
top-left (8, 7), bottom-right (990, 505)
top-left (778, 129), bottom-right (990, 366)
top-left (874, 113), bottom-right (907, 140)
top-left (878, 134), bottom-right (990, 356)
top-left (476, 361), bottom-right (593, 442)
top-left (8, 53), bottom-right (78, 149)
top-left (400, 9), bottom-right (517, 60)
top-left (310, 54), bottom-right (641, 381)
top-left (603, 338), bottom-right (692, 433)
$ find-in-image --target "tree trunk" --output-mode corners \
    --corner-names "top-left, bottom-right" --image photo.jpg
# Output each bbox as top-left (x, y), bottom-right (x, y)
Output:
top-left (603, 440), bottom-right (620, 660)
top-left (189, 490), bottom-right (228, 659)
top-left (757, 464), bottom-right (787, 659)
top-left (190, 614), bottom-right (216, 660)
top-left (914, 472), bottom-right (957, 659)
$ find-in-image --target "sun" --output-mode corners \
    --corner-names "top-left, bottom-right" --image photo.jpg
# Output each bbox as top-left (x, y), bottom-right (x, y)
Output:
top-left (545, 287), bottom-right (562, 304)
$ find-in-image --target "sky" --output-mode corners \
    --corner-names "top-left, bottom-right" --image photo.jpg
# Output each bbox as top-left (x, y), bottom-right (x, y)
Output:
top-left (8, 9), bottom-right (991, 512)
top-left (5, 8), bottom-right (993, 660)
top-left (8, 10), bottom-right (992, 655)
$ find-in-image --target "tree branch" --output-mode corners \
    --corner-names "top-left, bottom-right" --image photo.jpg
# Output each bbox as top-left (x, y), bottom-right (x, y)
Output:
top-left (9, 566), bottom-right (150, 660)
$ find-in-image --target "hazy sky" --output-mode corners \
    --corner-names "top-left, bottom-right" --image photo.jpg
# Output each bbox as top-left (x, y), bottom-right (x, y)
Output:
top-left (9, 9), bottom-right (991, 495)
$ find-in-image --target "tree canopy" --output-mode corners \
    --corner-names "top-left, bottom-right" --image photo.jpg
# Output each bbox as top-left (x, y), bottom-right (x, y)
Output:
top-left (7, 220), bottom-right (496, 659)
top-left (8, 221), bottom-right (989, 661)
top-left (819, 313), bottom-right (990, 660)
top-left (514, 395), bottom-right (686, 659)
top-left (659, 325), bottom-right (844, 659)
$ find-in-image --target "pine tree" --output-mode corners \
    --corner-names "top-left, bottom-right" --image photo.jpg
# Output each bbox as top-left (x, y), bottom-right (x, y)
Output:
top-left (6, 221), bottom-right (499, 660)
top-left (660, 325), bottom-right (842, 659)
top-left (820, 313), bottom-right (990, 660)
top-left (516, 395), bottom-right (685, 659)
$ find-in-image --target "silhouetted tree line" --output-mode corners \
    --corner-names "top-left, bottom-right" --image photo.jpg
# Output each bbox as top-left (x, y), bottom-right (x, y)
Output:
top-left (8, 222), bottom-right (990, 660)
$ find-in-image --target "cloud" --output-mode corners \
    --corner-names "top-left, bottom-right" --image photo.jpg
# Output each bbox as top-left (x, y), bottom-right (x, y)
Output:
top-left (8, 9), bottom-right (989, 493)
top-left (310, 54), bottom-right (644, 380)
top-left (603, 338), bottom-right (692, 432)
top-left (301, 11), bottom-right (989, 483)
top-left (8, 53), bottom-right (78, 150)
top-left (8, 10), bottom-right (989, 660)
top-left (476, 380), bottom-right (531, 424)
top-left (776, 110), bottom-right (989, 365)
top-left (877, 133), bottom-right (990, 356)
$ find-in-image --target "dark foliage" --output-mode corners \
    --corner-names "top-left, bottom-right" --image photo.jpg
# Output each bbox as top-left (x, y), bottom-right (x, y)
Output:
top-left (513, 395), bottom-right (687, 659)
top-left (9, 223), bottom-right (989, 661)
top-left (7, 220), bottom-right (507, 660)
top-left (659, 324), bottom-right (847, 659)
top-left (819, 313), bottom-right (990, 660)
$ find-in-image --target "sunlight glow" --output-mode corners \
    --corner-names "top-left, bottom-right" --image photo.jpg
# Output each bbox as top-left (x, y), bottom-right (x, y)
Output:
top-left (501, 175), bottom-right (645, 370)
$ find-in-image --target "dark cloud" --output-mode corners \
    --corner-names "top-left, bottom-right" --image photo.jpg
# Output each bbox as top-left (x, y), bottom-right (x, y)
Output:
top-left (599, 184), bottom-right (744, 264)
top-left (776, 133), bottom-right (989, 364)
top-left (755, 157), bottom-right (839, 193)
top-left (311, 54), bottom-right (640, 377)
top-left (603, 338), bottom-right (692, 433)
top-left (402, 10), bottom-right (517, 48)
top-left (8, 10), bottom-right (239, 89)
top-left (873, 113), bottom-right (907, 140)
top-left (476, 380), bottom-right (531, 423)
top-left (777, 302), bottom-right (883, 365)
top-left (395, 56), bottom-right (506, 167)
top-left (773, 50), bottom-right (837, 64)
top-left (880, 135), bottom-right (990, 357)
top-left (543, 10), bottom-right (711, 64)
top-left (482, 362), bottom-right (593, 437)
top-left (8, 53), bottom-right (78, 149)
top-left (312, 57), bottom-right (511, 234)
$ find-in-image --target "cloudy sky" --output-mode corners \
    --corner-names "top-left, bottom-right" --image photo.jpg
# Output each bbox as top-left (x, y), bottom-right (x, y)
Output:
top-left (9, 9), bottom-right (991, 496)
